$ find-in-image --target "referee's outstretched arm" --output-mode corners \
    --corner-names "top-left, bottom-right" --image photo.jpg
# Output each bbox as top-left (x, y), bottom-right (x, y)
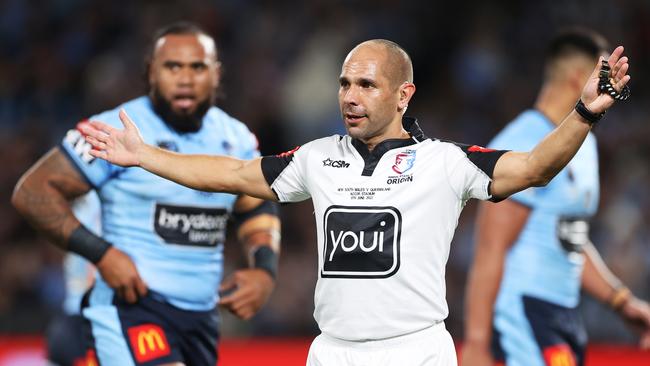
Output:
top-left (80, 109), bottom-right (277, 201)
top-left (488, 46), bottom-right (629, 200)
top-left (81, 46), bottom-right (630, 203)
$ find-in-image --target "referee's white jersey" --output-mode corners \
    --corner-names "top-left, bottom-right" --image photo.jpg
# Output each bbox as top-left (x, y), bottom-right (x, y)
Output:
top-left (261, 118), bottom-right (507, 341)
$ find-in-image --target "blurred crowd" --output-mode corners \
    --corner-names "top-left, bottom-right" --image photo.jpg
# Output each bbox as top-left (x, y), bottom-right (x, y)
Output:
top-left (1, 0), bottom-right (649, 344)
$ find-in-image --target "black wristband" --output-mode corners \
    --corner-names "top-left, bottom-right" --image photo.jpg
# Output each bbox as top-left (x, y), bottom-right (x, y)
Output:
top-left (252, 246), bottom-right (278, 280)
top-left (574, 99), bottom-right (604, 125)
top-left (68, 225), bottom-right (112, 264)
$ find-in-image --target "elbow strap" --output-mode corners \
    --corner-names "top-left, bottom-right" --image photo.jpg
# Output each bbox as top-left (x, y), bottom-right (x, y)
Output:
top-left (68, 225), bottom-right (112, 264)
top-left (251, 246), bottom-right (278, 280)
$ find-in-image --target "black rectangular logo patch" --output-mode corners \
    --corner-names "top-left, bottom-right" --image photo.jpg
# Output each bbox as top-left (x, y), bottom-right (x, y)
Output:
top-left (321, 206), bottom-right (401, 278)
top-left (154, 204), bottom-right (228, 247)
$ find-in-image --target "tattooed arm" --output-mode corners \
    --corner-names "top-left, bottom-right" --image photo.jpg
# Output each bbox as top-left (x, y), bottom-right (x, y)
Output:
top-left (12, 147), bottom-right (147, 303)
top-left (12, 148), bottom-right (91, 245)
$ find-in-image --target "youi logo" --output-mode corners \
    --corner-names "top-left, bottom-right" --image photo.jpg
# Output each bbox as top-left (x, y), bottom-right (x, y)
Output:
top-left (392, 150), bottom-right (416, 174)
top-left (322, 206), bottom-right (402, 278)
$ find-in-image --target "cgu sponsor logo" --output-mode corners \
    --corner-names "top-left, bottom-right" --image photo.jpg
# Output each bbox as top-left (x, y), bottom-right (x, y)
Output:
top-left (154, 204), bottom-right (228, 247)
top-left (127, 324), bottom-right (171, 363)
top-left (322, 206), bottom-right (401, 278)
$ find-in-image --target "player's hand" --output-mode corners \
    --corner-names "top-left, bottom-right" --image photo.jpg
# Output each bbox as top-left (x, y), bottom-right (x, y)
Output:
top-left (618, 297), bottom-right (650, 349)
top-left (80, 109), bottom-right (145, 167)
top-left (96, 247), bottom-right (148, 304)
top-left (581, 46), bottom-right (630, 114)
top-left (460, 341), bottom-right (495, 366)
top-left (218, 269), bottom-right (275, 320)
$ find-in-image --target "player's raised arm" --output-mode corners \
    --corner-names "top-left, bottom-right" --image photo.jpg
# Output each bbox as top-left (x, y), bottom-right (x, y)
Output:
top-left (81, 109), bottom-right (277, 201)
top-left (489, 46), bottom-right (630, 199)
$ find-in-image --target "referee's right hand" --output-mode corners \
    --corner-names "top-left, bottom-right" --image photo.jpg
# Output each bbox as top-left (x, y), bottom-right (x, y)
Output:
top-left (96, 247), bottom-right (148, 303)
top-left (82, 109), bottom-right (146, 168)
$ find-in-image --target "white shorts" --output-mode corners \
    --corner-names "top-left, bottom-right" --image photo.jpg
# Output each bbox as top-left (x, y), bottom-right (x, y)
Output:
top-left (306, 322), bottom-right (457, 366)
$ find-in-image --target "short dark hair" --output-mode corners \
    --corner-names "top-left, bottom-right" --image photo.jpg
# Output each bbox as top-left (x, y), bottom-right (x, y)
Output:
top-left (144, 21), bottom-right (216, 90)
top-left (545, 28), bottom-right (609, 63)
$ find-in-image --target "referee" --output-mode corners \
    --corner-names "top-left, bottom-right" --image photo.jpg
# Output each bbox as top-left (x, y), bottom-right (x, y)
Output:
top-left (80, 39), bottom-right (631, 365)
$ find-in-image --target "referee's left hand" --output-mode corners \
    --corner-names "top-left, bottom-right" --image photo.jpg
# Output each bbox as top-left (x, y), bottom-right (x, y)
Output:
top-left (581, 46), bottom-right (630, 115)
top-left (218, 269), bottom-right (275, 320)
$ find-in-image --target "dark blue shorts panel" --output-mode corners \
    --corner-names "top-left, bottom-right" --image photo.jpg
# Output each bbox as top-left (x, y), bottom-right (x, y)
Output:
top-left (113, 292), bottom-right (220, 366)
top-left (522, 295), bottom-right (587, 366)
top-left (46, 314), bottom-right (91, 366)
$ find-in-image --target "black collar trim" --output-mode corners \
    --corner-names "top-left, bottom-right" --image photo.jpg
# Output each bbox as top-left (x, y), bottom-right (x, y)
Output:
top-left (351, 117), bottom-right (428, 176)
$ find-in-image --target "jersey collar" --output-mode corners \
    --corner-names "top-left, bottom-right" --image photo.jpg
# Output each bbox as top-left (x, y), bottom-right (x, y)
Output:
top-left (351, 116), bottom-right (428, 176)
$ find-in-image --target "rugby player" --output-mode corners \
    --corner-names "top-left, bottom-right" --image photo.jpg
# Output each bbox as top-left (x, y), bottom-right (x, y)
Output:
top-left (462, 29), bottom-right (650, 366)
top-left (12, 21), bottom-right (280, 366)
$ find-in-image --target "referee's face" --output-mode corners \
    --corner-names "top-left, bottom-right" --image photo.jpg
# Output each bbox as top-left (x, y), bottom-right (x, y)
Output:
top-left (148, 34), bottom-right (220, 131)
top-left (339, 47), bottom-right (402, 144)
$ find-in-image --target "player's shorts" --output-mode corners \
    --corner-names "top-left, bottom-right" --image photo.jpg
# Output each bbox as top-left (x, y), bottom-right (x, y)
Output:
top-left (46, 313), bottom-right (96, 366)
top-left (492, 295), bottom-right (586, 366)
top-left (306, 321), bottom-right (457, 366)
top-left (82, 286), bottom-right (219, 366)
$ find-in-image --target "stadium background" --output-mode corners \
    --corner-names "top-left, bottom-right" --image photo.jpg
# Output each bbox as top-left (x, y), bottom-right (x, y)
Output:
top-left (0, 0), bottom-right (649, 364)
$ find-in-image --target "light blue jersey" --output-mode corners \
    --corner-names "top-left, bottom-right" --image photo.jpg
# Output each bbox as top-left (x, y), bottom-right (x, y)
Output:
top-left (489, 110), bottom-right (599, 366)
top-left (60, 96), bottom-right (259, 311)
top-left (491, 110), bottom-right (599, 309)
top-left (63, 191), bottom-right (102, 314)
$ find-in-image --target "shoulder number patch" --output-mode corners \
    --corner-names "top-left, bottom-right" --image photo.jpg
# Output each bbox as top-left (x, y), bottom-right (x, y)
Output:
top-left (64, 120), bottom-right (96, 164)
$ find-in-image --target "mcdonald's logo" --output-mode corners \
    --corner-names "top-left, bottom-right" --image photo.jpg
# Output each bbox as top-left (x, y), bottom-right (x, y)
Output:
top-left (73, 349), bottom-right (98, 366)
top-left (543, 344), bottom-right (576, 366)
top-left (127, 324), bottom-right (171, 363)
